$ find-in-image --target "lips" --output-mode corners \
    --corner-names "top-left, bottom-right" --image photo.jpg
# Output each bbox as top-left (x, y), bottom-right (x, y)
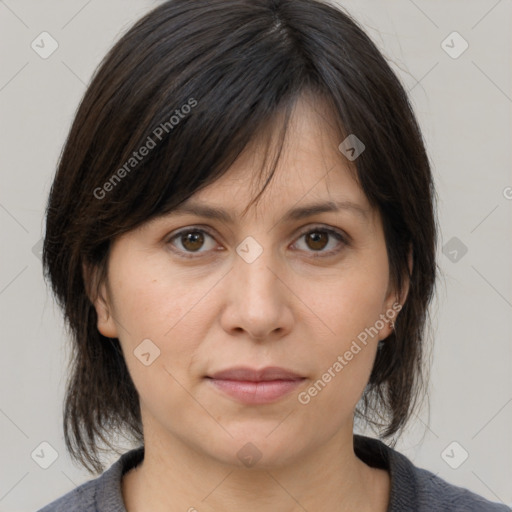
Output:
top-left (206, 366), bottom-right (306, 405)
top-left (207, 366), bottom-right (304, 382)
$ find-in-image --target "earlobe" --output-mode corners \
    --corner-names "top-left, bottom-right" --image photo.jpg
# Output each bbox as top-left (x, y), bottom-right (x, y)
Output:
top-left (82, 262), bottom-right (119, 338)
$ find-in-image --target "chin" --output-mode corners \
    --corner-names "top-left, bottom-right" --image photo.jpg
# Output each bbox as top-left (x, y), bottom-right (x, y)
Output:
top-left (201, 425), bottom-right (305, 470)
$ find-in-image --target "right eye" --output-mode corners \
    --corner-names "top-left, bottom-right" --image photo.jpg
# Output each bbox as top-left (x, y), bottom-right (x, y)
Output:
top-left (166, 227), bottom-right (221, 258)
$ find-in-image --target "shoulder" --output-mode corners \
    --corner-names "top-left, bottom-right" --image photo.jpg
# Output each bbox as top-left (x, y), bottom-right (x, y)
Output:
top-left (36, 477), bottom-right (99, 512)
top-left (354, 435), bottom-right (510, 512)
top-left (36, 447), bottom-right (144, 512)
top-left (408, 463), bottom-right (510, 511)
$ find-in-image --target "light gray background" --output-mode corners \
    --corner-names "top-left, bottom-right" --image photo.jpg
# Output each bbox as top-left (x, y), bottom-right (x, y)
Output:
top-left (1, 1), bottom-right (511, 510)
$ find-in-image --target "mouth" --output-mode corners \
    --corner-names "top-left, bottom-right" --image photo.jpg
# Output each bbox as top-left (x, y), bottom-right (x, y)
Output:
top-left (205, 366), bottom-right (306, 405)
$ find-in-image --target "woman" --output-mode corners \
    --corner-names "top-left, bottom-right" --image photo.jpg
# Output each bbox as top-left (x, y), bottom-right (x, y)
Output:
top-left (38, 0), bottom-right (509, 510)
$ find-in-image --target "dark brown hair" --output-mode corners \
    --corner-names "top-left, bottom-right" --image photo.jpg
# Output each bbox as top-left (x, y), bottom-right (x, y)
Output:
top-left (42, 0), bottom-right (439, 474)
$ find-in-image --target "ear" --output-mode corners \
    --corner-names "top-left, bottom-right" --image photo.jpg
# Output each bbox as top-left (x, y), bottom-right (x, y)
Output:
top-left (82, 261), bottom-right (119, 338)
top-left (381, 244), bottom-right (413, 338)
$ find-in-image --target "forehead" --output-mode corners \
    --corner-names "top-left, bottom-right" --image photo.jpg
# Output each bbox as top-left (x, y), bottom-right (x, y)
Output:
top-left (186, 94), bottom-right (373, 222)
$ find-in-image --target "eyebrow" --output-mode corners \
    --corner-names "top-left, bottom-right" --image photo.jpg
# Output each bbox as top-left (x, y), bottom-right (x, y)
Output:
top-left (168, 199), bottom-right (370, 224)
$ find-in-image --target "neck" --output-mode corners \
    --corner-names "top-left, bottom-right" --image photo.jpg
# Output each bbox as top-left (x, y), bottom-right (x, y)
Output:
top-left (122, 428), bottom-right (390, 512)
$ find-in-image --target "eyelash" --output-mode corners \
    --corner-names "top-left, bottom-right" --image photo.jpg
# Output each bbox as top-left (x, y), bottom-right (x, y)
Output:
top-left (165, 225), bottom-right (349, 260)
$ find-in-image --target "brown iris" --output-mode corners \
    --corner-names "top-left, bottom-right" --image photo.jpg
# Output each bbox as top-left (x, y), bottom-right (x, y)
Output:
top-left (305, 231), bottom-right (328, 251)
top-left (181, 231), bottom-right (205, 252)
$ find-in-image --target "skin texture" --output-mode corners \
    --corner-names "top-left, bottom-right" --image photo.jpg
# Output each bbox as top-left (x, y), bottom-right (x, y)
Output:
top-left (89, 95), bottom-right (410, 512)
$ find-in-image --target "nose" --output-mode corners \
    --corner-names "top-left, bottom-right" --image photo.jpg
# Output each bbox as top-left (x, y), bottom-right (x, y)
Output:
top-left (219, 245), bottom-right (294, 342)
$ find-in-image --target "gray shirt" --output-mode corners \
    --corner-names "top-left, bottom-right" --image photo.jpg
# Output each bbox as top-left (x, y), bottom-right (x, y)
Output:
top-left (37, 435), bottom-right (510, 511)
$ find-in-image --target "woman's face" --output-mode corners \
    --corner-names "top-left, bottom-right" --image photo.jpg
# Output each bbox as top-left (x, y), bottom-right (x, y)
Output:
top-left (92, 96), bottom-right (407, 468)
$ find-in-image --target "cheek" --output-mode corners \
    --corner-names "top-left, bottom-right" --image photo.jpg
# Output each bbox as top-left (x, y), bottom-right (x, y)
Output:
top-left (310, 262), bottom-right (389, 343)
top-left (112, 272), bottom-right (209, 418)
top-left (109, 257), bottom-right (220, 383)
top-left (299, 293), bottom-right (381, 419)
top-left (298, 256), bottom-right (388, 401)
top-left (109, 254), bottom-right (201, 340)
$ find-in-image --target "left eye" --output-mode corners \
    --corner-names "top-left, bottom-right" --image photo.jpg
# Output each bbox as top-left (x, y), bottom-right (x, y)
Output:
top-left (166, 226), bottom-right (347, 258)
top-left (292, 228), bottom-right (347, 256)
